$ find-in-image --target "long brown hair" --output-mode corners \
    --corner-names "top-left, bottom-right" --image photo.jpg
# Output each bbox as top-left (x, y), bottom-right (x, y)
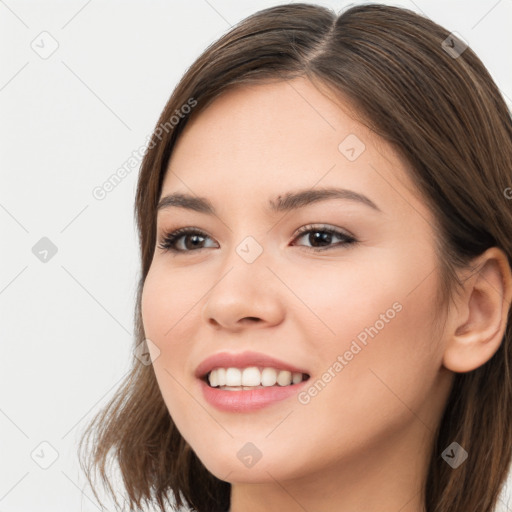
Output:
top-left (78, 3), bottom-right (512, 511)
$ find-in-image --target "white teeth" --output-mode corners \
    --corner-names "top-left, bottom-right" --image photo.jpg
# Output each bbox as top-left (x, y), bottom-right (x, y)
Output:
top-left (242, 367), bottom-right (261, 386)
top-left (261, 367), bottom-right (277, 387)
top-left (225, 368), bottom-right (242, 386)
top-left (217, 368), bottom-right (226, 386)
top-left (276, 370), bottom-right (292, 386)
top-left (209, 370), bottom-right (218, 387)
top-left (207, 367), bottom-right (306, 388)
top-left (292, 372), bottom-right (303, 384)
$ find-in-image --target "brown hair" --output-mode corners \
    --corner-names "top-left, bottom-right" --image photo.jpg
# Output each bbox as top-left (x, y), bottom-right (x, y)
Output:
top-left (78, 3), bottom-right (512, 511)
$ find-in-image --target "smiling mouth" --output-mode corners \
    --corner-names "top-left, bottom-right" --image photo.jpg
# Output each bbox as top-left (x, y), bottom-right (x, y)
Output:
top-left (203, 366), bottom-right (310, 390)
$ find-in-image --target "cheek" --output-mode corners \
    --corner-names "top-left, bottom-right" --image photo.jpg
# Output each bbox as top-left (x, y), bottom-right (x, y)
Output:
top-left (308, 266), bottom-right (442, 429)
top-left (140, 265), bottom-right (205, 415)
top-left (141, 264), bottom-right (167, 337)
top-left (141, 263), bottom-right (202, 344)
top-left (291, 257), bottom-right (400, 356)
top-left (298, 249), bottom-right (443, 413)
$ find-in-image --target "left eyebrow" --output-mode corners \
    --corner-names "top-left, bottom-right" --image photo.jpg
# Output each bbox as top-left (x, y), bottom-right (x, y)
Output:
top-left (156, 187), bottom-right (382, 215)
top-left (268, 187), bottom-right (381, 213)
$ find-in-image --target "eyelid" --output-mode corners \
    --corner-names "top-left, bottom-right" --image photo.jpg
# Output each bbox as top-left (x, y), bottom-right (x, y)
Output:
top-left (293, 223), bottom-right (356, 240)
top-left (157, 226), bottom-right (216, 252)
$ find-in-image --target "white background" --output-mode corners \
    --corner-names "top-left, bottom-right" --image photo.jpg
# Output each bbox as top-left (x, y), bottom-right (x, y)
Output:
top-left (1, 1), bottom-right (511, 511)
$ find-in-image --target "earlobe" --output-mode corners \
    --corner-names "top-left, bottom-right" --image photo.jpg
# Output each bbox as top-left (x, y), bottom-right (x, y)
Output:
top-left (442, 247), bottom-right (512, 373)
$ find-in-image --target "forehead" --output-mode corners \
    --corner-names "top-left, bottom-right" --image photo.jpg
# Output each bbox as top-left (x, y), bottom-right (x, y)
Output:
top-left (160, 77), bottom-right (430, 221)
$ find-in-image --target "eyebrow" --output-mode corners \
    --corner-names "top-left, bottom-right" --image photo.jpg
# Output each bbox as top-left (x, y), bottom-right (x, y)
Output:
top-left (156, 187), bottom-right (381, 215)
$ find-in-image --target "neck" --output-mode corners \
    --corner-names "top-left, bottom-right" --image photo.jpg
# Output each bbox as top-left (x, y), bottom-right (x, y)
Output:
top-left (229, 419), bottom-right (431, 512)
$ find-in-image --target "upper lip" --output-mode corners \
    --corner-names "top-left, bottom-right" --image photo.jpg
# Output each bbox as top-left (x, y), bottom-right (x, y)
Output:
top-left (195, 350), bottom-right (310, 379)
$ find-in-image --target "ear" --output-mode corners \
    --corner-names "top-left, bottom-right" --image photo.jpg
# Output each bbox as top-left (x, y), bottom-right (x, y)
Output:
top-left (442, 247), bottom-right (512, 373)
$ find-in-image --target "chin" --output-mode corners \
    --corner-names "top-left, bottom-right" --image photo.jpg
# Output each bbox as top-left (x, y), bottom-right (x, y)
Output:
top-left (193, 442), bottom-right (308, 485)
top-left (202, 458), bottom-right (278, 484)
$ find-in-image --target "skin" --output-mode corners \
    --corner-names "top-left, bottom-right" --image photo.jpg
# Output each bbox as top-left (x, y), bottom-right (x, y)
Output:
top-left (140, 77), bottom-right (512, 512)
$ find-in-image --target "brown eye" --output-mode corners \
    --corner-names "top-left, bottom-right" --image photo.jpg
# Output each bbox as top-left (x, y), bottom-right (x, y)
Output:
top-left (292, 225), bottom-right (357, 252)
top-left (158, 228), bottom-right (218, 253)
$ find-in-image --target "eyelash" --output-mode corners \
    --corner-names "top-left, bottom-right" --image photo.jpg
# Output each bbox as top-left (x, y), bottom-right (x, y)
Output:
top-left (157, 224), bottom-right (358, 254)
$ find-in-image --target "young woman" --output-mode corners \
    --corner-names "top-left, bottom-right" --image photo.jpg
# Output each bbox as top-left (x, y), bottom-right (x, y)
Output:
top-left (79, 3), bottom-right (512, 511)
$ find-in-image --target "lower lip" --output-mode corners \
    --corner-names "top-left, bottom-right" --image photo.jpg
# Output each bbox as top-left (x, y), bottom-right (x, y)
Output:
top-left (199, 378), bottom-right (310, 412)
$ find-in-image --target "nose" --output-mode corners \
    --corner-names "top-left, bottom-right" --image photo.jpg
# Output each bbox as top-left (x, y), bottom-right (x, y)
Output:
top-left (201, 253), bottom-right (286, 332)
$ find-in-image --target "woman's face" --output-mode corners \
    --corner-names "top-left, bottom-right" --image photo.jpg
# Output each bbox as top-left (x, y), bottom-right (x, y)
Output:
top-left (141, 77), bottom-right (453, 487)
